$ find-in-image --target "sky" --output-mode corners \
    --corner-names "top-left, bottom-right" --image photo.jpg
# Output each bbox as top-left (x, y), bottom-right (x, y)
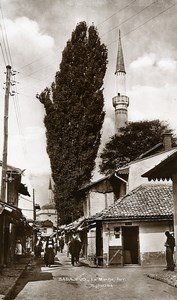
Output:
top-left (0, 0), bottom-right (177, 218)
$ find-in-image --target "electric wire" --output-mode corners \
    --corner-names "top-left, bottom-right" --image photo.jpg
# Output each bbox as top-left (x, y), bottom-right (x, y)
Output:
top-left (0, 22), bottom-right (9, 65)
top-left (12, 74), bottom-right (29, 160)
top-left (0, 3), bottom-right (12, 66)
top-left (20, 57), bottom-right (59, 80)
top-left (0, 0), bottom-right (176, 168)
top-left (0, 42), bottom-right (6, 66)
top-left (101, 0), bottom-right (158, 38)
top-left (0, 2), bottom-right (28, 168)
top-left (17, 1), bottom-right (176, 81)
top-left (107, 0), bottom-right (177, 46)
top-left (19, 195), bottom-right (33, 203)
top-left (96, 0), bottom-right (137, 27)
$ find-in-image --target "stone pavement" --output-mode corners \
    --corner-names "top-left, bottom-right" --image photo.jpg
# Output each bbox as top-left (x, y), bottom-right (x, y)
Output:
top-left (0, 256), bottom-right (32, 300)
top-left (0, 251), bottom-right (176, 300)
top-left (57, 250), bottom-right (177, 288)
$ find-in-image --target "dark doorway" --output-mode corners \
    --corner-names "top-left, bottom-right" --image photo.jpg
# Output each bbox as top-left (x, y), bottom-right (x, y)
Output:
top-left (122, 226), bottom-right (139, 264)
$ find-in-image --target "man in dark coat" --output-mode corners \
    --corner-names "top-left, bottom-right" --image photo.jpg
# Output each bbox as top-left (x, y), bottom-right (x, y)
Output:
top-left (69, 234), bottom-right (82, 266)
top-left (44, 237), bottom-right (55, 267)
top-left (164, 231), bottom-right (175, 271)
top-left (59, 237), bottom-right (65, 253)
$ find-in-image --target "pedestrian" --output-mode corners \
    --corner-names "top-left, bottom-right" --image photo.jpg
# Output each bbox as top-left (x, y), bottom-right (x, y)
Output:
top-left (59, 236), bottom-right (65, 253)
top-left (44, 237), bottom-right (55, 267)
top-left (15, 239), bottom-right (23, 261)
top-left (34, 237), bottom-right (43, 258)
top-left (69, 234), bottom-right (82, 266)
top-left (164, 231), bottom-right (175, 271)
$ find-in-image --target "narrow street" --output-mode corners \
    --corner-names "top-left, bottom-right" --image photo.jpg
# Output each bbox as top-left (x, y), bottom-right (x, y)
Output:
top-left (8, 251), bottom-right (177, 300)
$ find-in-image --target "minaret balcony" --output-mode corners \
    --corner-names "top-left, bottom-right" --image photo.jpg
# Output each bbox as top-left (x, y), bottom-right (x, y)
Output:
top-left (112, 95), bottom-right (129, 108)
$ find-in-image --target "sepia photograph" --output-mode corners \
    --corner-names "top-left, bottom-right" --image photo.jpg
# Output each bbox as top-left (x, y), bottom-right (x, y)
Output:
top-left (0, 0), bottom-right (177, 299)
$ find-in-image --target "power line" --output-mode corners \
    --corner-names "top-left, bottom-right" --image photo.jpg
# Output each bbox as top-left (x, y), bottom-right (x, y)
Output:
top-left (0, 2), bottom-right (13, 66)
top-left (19, 195), bottom-right (33, 203)
top-left (101, 0), bottom-right (158, 38)
top-left (15, 1), bottom-right (173, 84)
top-left (97, 0), bottom-right (137, 27)
top-left (12, 92), bottom-right (28, 158)
top-left (0, 22), bottom-right (9, 64)
top-left (107, 0), bottom-right (177, 46)
top-left (0, 1), bottom-right (12, 66)
top-left (0, 42), bottom-right (6, 66)
top-left (12, 2), bottom-right (138, 79)
top-left (19, 58), bottom-right (59, 80)
top-left (0, 1), bottom-right (174, 95)
top-left (0, 2), bottom-right (28, 165)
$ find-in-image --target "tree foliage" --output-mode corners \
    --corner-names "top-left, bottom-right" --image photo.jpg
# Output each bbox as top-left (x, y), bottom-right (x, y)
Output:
top-left (99, 120), bottom-right (176, 175)
top-left (38, 22), bottom-right (108, 224)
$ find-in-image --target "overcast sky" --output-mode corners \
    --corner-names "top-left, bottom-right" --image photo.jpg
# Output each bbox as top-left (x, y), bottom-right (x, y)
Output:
top-left (0, 0), bottom-right (177, 217)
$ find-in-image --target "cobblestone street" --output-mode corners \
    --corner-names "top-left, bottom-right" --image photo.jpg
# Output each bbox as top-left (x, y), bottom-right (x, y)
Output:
top-left (9, 251), bottom-right (177, 300)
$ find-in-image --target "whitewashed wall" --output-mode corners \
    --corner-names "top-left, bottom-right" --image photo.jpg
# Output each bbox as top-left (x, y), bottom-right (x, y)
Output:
top-left (36, 208), bottom-right (57, 227)
top-left (139, 223), bottom-right (169, 253)
top-left (128, 149), bottom-right (174, 192)
top-left (103, 223), bottom-right (122, 252)
top-left (87, 191), bottom-right (114, 217)
top-left (87, 229), bottom-right (96, 257)
top-left (102, 221), bottom-right (172, 265)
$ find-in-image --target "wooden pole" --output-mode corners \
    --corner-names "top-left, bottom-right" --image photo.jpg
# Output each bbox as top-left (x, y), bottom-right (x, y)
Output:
top-left (1, 65), bottom-right (11, 203)
top-left (0, 65), bottom-right (11, 266)
top-left (33, 189), bottom-right (36, 252)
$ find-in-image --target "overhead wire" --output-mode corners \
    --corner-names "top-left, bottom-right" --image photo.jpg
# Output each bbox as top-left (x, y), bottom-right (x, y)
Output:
top-left (13, 2), bottom-right (138, 77)
top-left (107, 0), bottom-right (177, 46)
top-left (17, 0), bottom-right (173, 82)
top-left (0, 22), bottom-right (9, 64)
top-left (96, 0), bottom-right (137, 27)
top-left (0, 0), bottom-right (176, 156)
top-left (17, 2), bottom-right (137, 72)
top-left (19, 195), bottom-right (33, 203)
top-left (101, 0), bottom-right (158, 38)
top-left (0, 1), bottom-right (28, 166)
top-left (0, 2), bottom-right (12, 66)
top-left (0, 42), bottom-right (6, 66)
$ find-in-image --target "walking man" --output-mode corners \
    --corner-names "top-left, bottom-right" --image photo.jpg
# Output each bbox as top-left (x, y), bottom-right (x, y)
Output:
top-left (164, 231), bottom-right (175, 271)
top-left (69, 234), bottom-right (82, 266)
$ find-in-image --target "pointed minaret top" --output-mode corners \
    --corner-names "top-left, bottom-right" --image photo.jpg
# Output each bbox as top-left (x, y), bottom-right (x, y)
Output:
top-left (115, 30), bottom-right (126, 75)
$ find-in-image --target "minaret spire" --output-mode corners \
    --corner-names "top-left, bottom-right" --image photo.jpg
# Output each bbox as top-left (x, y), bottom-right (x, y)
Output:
top-left (48, 178), bottom-right (53, 203)
top-left (115, 30), bottom-right (126, 75)
top-left (112, 30), bottom-right (129, 135)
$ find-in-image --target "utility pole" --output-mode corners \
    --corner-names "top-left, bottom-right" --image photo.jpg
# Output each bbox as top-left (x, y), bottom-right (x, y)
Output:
top-left (33, 189), bottom-right (36, 221)
top-left (1, 65), bottom-right (11, 203)
top-left (0, 65), bottom-right (11, 266)
top-left (32, 188), bottom-right (36, 252)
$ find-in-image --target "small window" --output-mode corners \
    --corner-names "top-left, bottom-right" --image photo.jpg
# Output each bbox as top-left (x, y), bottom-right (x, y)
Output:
top-left (114, 227), bottom-right (120, 238)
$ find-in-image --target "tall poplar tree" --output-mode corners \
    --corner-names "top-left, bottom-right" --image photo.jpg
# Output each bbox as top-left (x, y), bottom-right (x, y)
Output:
top-left (38, 22), bottom-right (108, 224)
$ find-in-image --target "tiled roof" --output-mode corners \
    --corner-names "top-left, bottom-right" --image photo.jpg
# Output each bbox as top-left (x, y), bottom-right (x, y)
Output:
top-left (95, 184), bottom-right (173, 220)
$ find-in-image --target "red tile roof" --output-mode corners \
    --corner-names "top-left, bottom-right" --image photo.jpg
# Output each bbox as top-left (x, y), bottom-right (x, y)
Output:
top-left (97, 184), bottom-right (173, 220)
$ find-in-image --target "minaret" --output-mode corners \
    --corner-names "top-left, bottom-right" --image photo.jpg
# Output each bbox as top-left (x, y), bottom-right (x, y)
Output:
top-left (112, 30), bottom-right (129, 135)
top-left (48, 178), bottom-right (53, 203)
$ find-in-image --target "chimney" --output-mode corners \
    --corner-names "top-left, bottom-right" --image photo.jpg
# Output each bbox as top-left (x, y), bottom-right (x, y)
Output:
top-left (162, 133), bottom-right (172, 150)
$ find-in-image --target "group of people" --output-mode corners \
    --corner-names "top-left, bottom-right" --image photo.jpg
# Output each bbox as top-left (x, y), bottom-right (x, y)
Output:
top-left (34, 236), bottom-right (62, 267)
top-left (34, 231), bottom-right (175, 270)
top-left (34, 233), bottom-right (82, 267)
